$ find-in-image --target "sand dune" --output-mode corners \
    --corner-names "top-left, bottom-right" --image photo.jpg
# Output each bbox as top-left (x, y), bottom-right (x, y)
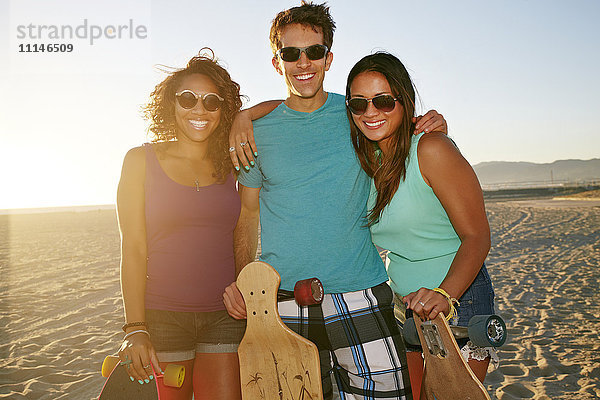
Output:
top-left (0, 199), bottom-right (598, 399)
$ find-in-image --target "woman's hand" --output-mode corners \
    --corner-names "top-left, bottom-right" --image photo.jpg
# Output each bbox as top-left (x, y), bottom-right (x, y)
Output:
top-left (229, 110), bottom-right (257, 172)
top-left (118, 331), bottom-right (161, 384)
top-left (413, 109), bottom-right (447, 135)
top-left (403, 288), bottom-right (450, 321)
top-left (228, 100), bottom-right (283, 171)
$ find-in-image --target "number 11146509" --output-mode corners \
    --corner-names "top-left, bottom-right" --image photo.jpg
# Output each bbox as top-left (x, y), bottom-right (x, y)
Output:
top-left (19, 43), bottom-right (74, 53)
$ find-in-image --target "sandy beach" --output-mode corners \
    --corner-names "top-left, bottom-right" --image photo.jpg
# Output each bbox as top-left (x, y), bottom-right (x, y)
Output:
top-left (483, 198), bottom-right (600, 399)
top-left (0, 198), bottom-right (598, 399)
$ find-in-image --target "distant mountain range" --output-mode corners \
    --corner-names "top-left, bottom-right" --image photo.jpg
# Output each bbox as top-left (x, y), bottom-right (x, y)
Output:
top-left (472, 158), bottom-right (600, 187)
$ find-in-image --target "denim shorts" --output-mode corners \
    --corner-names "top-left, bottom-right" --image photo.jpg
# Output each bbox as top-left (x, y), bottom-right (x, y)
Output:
top-left (394, 264), bottom-right (495, 351)
top-left (146, 308), bottom-right (246, 362)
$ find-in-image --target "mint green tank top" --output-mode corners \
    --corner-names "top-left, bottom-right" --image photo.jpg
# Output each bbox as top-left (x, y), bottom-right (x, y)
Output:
top-left (368, 132), bottom-right (461, 296)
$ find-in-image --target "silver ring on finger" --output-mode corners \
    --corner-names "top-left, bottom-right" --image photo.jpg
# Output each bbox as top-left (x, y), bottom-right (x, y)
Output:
top-left (144, 364), bottom-right (151, 369)
top-left (240, 141), bottom-right (248, 147)
top-left (418, 301), bottom-right (426, 307)
top-left (228, 146), bottom-right (236, 153)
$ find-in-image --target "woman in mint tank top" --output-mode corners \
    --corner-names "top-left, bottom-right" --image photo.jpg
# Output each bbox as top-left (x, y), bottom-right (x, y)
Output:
top-left (115, 49), bottom-right (245, 400)
top-left (345, 52), bottom-right (497, 396)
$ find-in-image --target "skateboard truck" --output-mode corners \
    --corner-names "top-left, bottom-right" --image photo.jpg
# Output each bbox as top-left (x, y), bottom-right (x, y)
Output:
top-left (404, 314), bottom-right (507, 349)
top-left (420, 321), bottom-right (448, 358)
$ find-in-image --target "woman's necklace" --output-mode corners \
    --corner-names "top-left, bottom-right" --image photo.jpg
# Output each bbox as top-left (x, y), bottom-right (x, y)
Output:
top-left (171, 142), bottom-right (206, 192)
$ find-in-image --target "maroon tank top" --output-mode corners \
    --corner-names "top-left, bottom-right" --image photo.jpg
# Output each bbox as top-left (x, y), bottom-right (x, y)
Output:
top-left (143, 144), bottom-right (240, 312)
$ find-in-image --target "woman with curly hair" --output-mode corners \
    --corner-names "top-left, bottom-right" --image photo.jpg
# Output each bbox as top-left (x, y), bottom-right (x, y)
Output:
top-left (116, 49), bottom-right (244, 399)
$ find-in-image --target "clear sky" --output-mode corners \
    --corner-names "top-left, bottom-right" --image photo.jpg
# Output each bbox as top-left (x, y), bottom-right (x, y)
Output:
top-left (1, 0), bottom-right (598, 209)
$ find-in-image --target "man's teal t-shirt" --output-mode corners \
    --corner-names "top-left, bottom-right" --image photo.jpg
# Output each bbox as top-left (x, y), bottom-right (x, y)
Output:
top-left (237, 93), bottom-right (387, 292)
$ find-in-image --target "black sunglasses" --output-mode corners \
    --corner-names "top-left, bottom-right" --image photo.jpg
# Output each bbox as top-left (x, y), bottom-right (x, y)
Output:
top-left (346, 94), bottom-right (402, 115)
top-left (276, 44), bottom-right (329, 62)
top-left (175, 90), bottom-right (224, 111)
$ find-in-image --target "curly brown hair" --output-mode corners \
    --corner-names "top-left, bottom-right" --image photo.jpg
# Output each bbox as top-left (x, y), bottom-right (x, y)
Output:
top-left (143, 48), bottom-right (243, 183)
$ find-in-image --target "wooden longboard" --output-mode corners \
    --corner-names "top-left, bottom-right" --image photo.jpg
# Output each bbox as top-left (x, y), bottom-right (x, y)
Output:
top-left (237, 261), bottom-right (323, 400)
top-left (415, 313), bottom-right (490, 400)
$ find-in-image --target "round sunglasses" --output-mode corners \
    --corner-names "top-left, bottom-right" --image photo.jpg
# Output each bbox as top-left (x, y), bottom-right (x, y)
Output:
top-left (276, 44), bottom-right (329, 62)
top-left (175, 90), bottom-right (224, 111)
top-left (346, 94), bottom-right (402, 115)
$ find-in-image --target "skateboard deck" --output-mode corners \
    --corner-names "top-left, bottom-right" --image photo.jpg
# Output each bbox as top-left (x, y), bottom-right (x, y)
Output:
top-left (237, 261), bottom-right (323, 400)
top-left (98, 359), bottom-right (161, 400)
top-left (414, 313), bottom-right (490, 400)
top-left (98, 356), bottom-right (184, 400)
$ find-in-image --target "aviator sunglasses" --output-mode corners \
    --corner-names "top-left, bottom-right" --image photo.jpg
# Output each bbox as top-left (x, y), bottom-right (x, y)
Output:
top-left (346, 94), bottom-right (402, 115)
top-left (175, 90), bottom-right (224, 111)
top-left (276, 44), bottom-right (329, 62)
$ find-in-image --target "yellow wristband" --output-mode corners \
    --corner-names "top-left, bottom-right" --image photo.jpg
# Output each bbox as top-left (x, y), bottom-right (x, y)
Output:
top-left (432, 287), bottom-right (459, 305)
top-left (432, 287), bottom-right (460, 321)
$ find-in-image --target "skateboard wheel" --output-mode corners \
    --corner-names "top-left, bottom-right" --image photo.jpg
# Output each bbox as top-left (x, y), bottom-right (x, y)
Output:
top-left (294, 277), bottom-right (324, 306)
top-left (402, 317), bottom-right (421, 346)
top-left (101, 355), bottom-right (120, 378)
top-left (163, 364), bottom-right (185, 388)
top-left (468, 314), bottom-right (507, 347)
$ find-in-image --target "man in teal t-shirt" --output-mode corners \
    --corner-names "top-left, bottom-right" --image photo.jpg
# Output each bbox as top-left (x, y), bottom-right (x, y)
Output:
top-left (223, 3), bottom-right (444, 399)
top-left (236, 92), bottom-right (387, 293)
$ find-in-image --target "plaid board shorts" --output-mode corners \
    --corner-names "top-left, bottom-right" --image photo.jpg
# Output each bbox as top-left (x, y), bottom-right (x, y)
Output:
top-left (278, 282), bottom-right (413, 400)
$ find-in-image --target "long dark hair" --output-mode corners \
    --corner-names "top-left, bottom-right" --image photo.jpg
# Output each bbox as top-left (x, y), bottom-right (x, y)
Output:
top-left (346, 52), bottom-right (416, 225)
top-left (143, 48), bottom-right (243, 183)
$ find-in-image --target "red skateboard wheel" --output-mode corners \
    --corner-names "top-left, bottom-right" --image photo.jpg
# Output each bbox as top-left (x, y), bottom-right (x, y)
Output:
top-left (294, 278), bottom-right (324, 305)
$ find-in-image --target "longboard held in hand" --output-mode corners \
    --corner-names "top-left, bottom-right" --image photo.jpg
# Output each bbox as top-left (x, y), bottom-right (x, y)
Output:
top-left (403, 313), bottom-right (506, 400)
top-left (98, 355), bottom-right (185, 400)
top-left (237, 261), bottom-right (324, 400)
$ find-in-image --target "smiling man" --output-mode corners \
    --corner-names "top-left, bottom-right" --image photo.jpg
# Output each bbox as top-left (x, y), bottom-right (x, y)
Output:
top-left (271, 25), bottom-right (331, 111)
top-left (223, 2), bottom-right (444, 399)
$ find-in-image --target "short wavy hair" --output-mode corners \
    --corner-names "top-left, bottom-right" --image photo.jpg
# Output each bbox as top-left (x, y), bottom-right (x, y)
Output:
top-left (269, 1), bottom-right (336, 54)
top-left (143, 48), bottom-right (243, 182)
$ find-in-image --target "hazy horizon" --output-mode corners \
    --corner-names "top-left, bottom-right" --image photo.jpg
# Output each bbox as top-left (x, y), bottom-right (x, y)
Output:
top-left (1, 157), bottom-right (598, 211)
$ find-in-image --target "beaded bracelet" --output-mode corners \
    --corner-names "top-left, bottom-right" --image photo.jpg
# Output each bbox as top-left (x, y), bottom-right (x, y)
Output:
top-left (123, 329), bottom-right (150, 341)
top-left (122, 321), bottom-right (146, 332)
top-left (432, 287), bottom-right (460, 321)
